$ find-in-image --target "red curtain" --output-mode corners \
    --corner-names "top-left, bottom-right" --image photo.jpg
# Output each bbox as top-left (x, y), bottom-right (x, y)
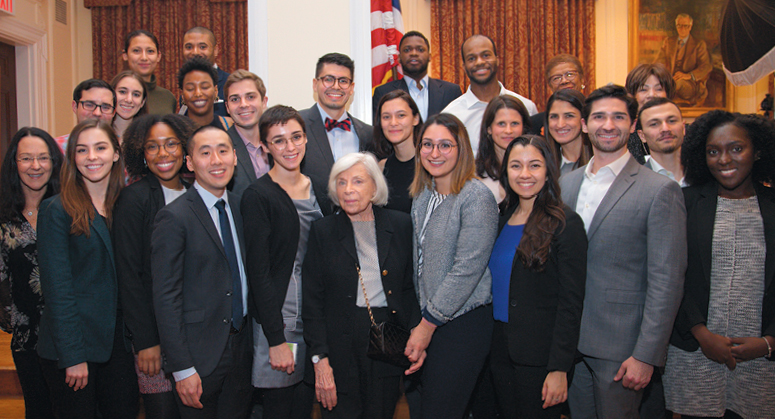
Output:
top-left (431, 0), bottom-right (596, 111)
top-left (87, 0), bottom-right (248, 99)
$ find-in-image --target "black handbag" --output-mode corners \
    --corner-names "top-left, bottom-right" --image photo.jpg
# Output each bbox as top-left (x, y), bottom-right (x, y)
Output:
top-left (357, 265), bottom-right (412, 369)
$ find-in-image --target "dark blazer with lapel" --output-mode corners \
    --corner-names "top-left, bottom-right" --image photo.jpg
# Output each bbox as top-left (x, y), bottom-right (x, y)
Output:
top-left (227, 125), bottom-right (258, 196)
top-left (497, 204), bottom-right (587, 372)
top-left (241, 173), bottom-right (332, 347)
top-left (560, 156), bottom-right (687, 366)
top-left (299, 104), bottom-right (374, 183)
top-left (671, 182), bottom-right (775, 354)
top-left (302, 206), bottom-right (421, 387)
top-left (151, 187), bottom-right (247, 377)
top-left (372, 77), bottom-right (463, 119)
top-left (113, 175), bottom-right (189, 351)
top-left (37, 195), bottom-right (119, 368)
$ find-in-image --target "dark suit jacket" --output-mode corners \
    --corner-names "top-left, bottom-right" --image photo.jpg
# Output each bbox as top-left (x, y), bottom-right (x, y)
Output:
top-left (114, 176), bottom-right (189, 351)
top-left (670, 182), bottom-right (775, 355)
top-left (372, 77), bottom-right (463, 119)
top-left (561, 157), bottom-right (687, 366)
top-left (302, 207), bottom-right (421, 388)
top-left (227, 125), bottom-right (259, 196)
top-left (299, 104), bottom-right (374, 183)
top-left (497, 205), bottom-right (587, 372)
top-left (241, 174), bottom-right (332, 347)
top-left (36, 196), bottom-right (120, 368)
top-left (151, 187), bottom-right (247, 377)
top-left (655, 35), bottom-right (712, 82)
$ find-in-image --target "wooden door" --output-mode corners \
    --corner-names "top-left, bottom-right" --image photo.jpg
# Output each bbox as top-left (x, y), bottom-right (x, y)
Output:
top-left (0, 41), bottom-right (18, 163)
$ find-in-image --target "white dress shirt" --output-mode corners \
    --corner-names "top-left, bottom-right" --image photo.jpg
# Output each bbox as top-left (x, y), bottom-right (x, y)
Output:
top-left (441, 82), bottom-right (538, 156)
top-left (645, 155), bottom-right (688, 187)
top-left (316, 104), bottom-right (360, 162)
top-left (575, 152), bottom-right (631, 233)
top-left (406, 75), bottom-right (430, 122)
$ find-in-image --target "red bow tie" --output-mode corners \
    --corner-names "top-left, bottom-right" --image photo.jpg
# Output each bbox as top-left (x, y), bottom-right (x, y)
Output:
top-left (325, 117), bottom-right (352, 132)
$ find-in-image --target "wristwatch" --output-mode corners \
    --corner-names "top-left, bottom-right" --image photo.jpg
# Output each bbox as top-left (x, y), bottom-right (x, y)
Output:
top-left (311, 354), bottom-right (328, 364)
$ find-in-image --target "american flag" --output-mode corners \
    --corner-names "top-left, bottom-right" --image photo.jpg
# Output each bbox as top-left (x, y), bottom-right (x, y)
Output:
top-left (371, 0), bottom-right (404, 92)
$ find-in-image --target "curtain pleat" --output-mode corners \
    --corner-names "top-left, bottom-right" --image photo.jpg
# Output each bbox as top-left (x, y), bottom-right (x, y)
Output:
top-left (431, 0), bottom-right (596, 112)
top-left (90, 0), bottom-right (248, 99)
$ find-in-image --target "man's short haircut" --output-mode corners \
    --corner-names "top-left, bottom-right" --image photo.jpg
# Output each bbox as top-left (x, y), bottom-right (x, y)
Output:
top-left (583, 84), bottom-right (638, 122)
top-left (124, 29), bottom-right (159, 53)
top-left (185, 26), bottom-right (217, 46)
top-left (637, 97), bottom-right (681, 130)
top-left (223, 69), bottom-right (267, 100)
top-left (258, 105), bottom-right (307, 146)
top-left (544, 54), bottom-right (584, 84)
top-left (675, 13), bottom-right (693, 24)
top-left (399, 31), bottom-right (430, 50)
top-left (187, 124), bottom-right (229, 154)
top-left (73, 79), bottom-right (116, 108)
top-left (177, 56), bottom-right (219, 90)
top-left (315, 53), bottom-right (355, 79)
top-left (625, 63), bottom-right (676, 100)
top-left (460, 34), bottom-right (498, 62)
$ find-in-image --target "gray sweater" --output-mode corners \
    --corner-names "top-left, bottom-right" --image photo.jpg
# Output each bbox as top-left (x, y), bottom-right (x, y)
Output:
top-left (411, 178), bottom-right (498, 325)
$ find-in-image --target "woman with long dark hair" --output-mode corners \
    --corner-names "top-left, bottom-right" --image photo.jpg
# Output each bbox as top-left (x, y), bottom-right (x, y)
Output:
top-left (476, 95), bottom-right (531, 202)
top-left (488, 135), bottom-right (586, 418)
top-left (373, 90), bottom-right (422, 213)
top-left (110, 70), bottom-right (148, 140)
top-left (113, 113), bottom-right (195, 419)
top-left (36, 120), bottom-right (138, 419)
top-left (0, 127), bottom-right (63, 419)
top-left (663, 111), bottom-right (775, 419)
top-left (544, 89), bottom-right (592, 175)
top-left (405, 113), bottom-right (499, 418)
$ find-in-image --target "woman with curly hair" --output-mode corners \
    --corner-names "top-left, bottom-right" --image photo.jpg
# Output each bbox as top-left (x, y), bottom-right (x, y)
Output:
top-left (476, 95), bottom-right (531, 203)
top-left (113, 113), bottom-right (195, 418)
top-left (0, 127), bottom-right (63, 418)
top-left (663, 110), bottom-right (775, 419)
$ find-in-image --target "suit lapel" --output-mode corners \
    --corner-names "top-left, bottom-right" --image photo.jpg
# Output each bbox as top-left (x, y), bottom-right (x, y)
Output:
top-left (427, 78), bottom-right (442, 116)
top-left (228, 191), bottom-right (246, 261)
top-left (373, 207), bottom-right (393, 268)
top-left (756, 185), bottom-right (775, 289)
top-left (695, 183), bottom-right (717, 287)
top-left (309, 105), bottom-right (335, 168)
top-left (586, 157), bottom-right (638, 239)
top-left (349, 112), bottom-right (371, 151)
top-left (336, 212), bottom-right (359, 265)
top-left (91, 212), bottom-right (115, 272)
top-left (187, 189), bottom-right (227, 259)
top-left (229, 126), bottom-right (257, 183)
top-left (562, 169), bottom-right (583, 210)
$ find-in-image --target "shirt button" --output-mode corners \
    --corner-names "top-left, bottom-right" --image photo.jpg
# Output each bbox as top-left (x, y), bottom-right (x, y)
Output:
top-left (222, 318), bottom-right (229, 324)
top-left (387, 290), bottom-right (393, 295)
top-left (392, 310), bottom-right (397, 314)
top-left (226, 291), bottom-right (232, 296)
top-left (382, 270), bottom-right (388, 276)
top-left (585, 203), bottom-right (590, 208)
top-left (510, 299), bottom-right (517, 307)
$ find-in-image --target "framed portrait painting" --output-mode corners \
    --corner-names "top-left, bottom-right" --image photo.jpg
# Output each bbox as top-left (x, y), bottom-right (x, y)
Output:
top-left (629, 0), bottom-right (732, 117)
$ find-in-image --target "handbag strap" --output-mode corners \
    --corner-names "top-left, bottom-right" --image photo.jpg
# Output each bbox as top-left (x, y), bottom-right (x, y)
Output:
top-left (356, 265), bottom-right (378, 327)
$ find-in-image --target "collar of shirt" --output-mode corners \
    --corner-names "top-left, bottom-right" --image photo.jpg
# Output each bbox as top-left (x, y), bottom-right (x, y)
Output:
top-left (645, 155), bottom-right (687, 186)
top-left (678, 36), bottom-right (690, 46)
top-left (316, 103), bottom-right (349, 126)
top-left (194, 181), bottom-right (229, 210)
top-left (461, 81), bottom-right (509, 110)
top-left (584, 151), bottom-right (630, 180)
top-left (236, 129), bottom-right (270, 177)
top-left (561, 150), bottom-right (574, 167)
top-left (406, 75), bottom-right (429, 93)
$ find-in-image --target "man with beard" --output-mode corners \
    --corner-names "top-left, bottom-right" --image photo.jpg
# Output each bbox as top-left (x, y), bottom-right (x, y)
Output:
top-left (560, 85), bottom-right (686, 419)
top-left (441, 34), bottom-right (538, 154)
top-left (223, 69), bottom-right (270, 195)
top-left (372, 31), bottom-right (462, 122)
top-left (638, 97), bottom-right (687, 187)
top-left (300, 53), bottom-right (373, 183)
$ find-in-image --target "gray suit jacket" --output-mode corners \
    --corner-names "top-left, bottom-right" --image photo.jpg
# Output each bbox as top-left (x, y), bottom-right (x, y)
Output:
top-left (560, 156), bottom-right (687, 366)
top-left (227, 125), bottom-right (258, 196)
top-left (299, 104), bottom-right (373, 183)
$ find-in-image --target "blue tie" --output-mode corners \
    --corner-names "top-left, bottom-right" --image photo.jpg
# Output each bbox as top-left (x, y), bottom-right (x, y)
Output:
top-left (215, 199), bottom-right (243, 330)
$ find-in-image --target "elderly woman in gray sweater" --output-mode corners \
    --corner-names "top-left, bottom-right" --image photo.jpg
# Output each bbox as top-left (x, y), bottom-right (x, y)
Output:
top-left (404, 113), bottom-right (499, 419)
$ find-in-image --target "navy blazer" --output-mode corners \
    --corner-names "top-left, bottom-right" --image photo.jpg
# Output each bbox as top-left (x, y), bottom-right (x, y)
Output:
top-left (227, 125), bottom-right (258, 196)
top-left (152, 187), bottom-right (248, 376)
top-left (37, 195), bottom-right (121, 368)
top-left (372, 77), bottom-right (463, 119)
top-left (671, 182), bottom-right (775, 355)
top-left (302, 206), bottom-right (421, 386)
top-left (496, 204), bottom-right (587, 372)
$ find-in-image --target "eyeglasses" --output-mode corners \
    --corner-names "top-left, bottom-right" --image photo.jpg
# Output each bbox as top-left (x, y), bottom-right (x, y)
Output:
top-left (420, 140), bottom-right (457, 155)
top-left (317, 75), bottom-right (352, 89)
top-left (268, 134), bottom-right (306, 150)
top-left (79, 100), bottom-right (115, 113)
top-left (144, 140), bottom-right (181, 155)
top-left (549, 71), bottom-right (579, 86)
top-left (17, 155), bottom-right (52, 165)
top-left (676, 24), bottom-right (692, 29)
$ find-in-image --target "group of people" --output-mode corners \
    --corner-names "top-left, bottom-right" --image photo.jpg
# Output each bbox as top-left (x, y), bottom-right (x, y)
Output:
top-left (0, 24), bottom-right (774, 419)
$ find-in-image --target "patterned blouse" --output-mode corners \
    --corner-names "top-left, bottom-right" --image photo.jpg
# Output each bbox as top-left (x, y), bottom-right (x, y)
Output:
top-left (0, 219), bottom-right (44, 352)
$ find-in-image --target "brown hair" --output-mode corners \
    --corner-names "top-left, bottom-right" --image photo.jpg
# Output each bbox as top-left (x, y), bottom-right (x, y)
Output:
top-left (499, 135), bottom-right (565, 271)
top-left (372, 90), bottom-right (423, 159)
top-left (60, 120), bottom-right (124, 236)
top-left (223, 69), bottom-right (267, 100)
top-left (110, 70), bottom-right (148, 117)
top-left (476, 95), bottom-right (531, 179)
top-left (625, 63), bottom-right (676, 100)
top-left (409, 114), bottom-right (476, 197)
